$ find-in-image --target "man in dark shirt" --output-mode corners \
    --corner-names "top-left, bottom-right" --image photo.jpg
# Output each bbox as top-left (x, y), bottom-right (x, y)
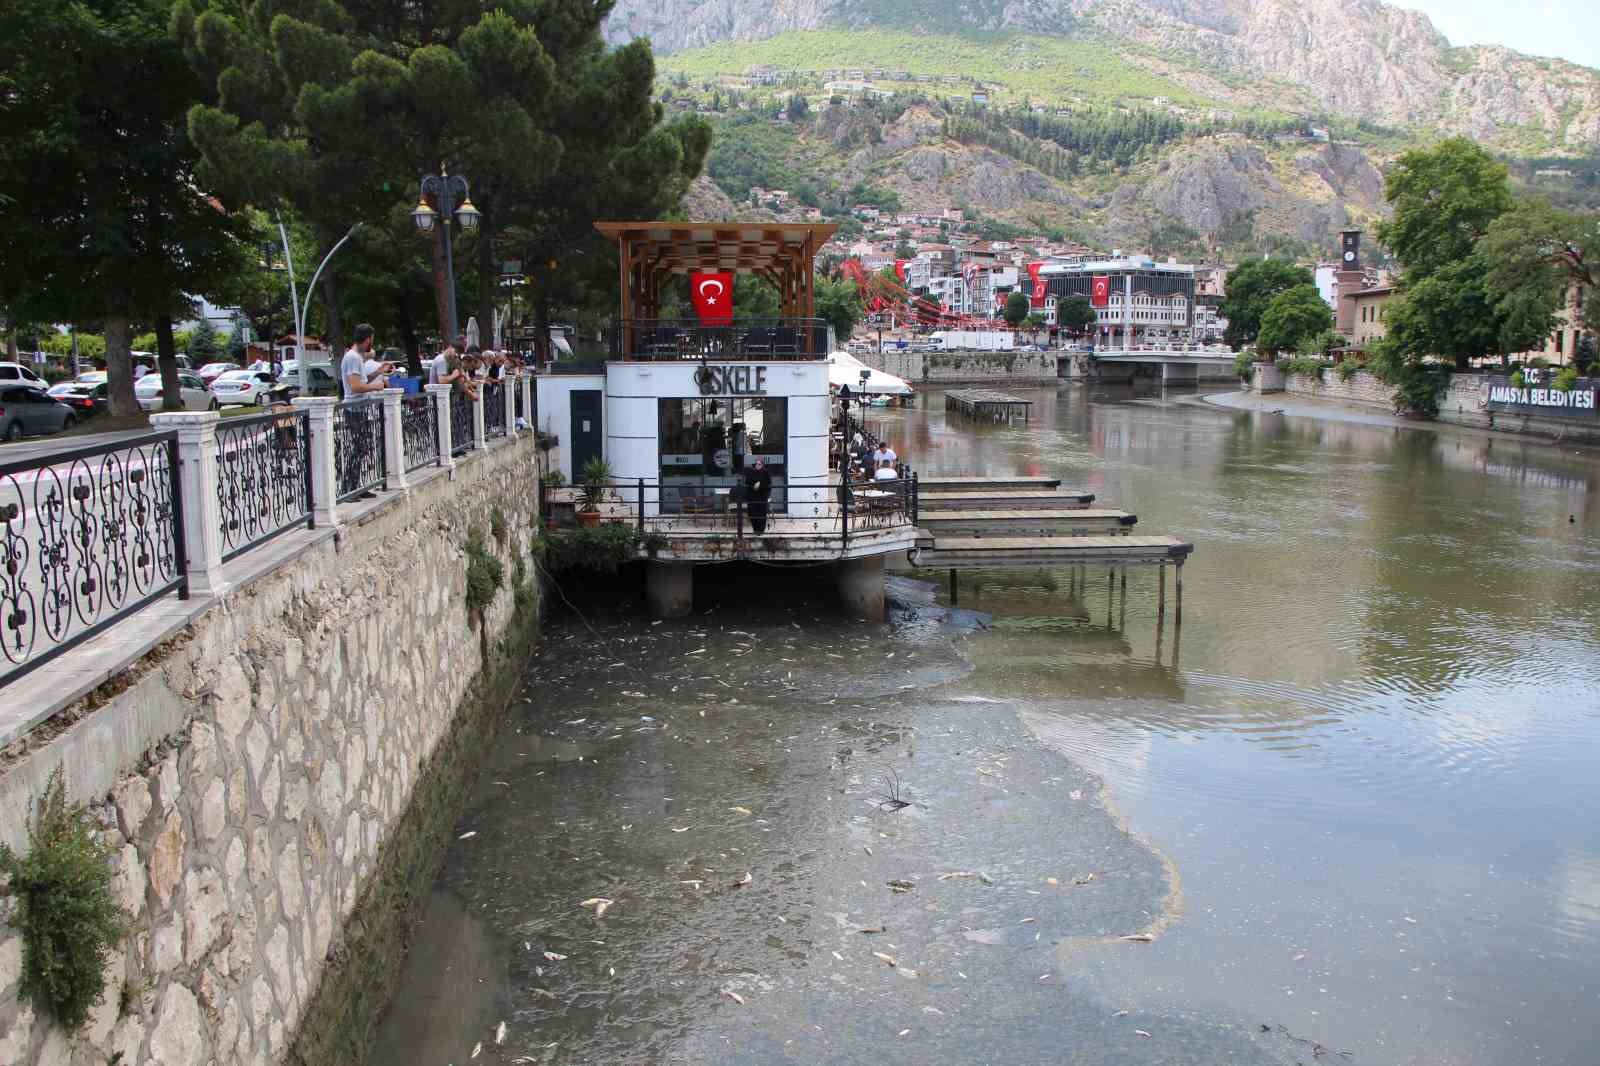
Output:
top-left (743, 458), bottom-right (773, 534)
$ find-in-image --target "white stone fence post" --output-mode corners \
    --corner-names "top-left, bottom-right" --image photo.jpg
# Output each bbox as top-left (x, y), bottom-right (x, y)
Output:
top-left (426, 383), bottom-right (454, 470)
top-left (293, 396), bottom-right (340, 528)
top-left (381, 387), bottom-right (406, 491)
top-left (472, 386), bottom-right (487, 451)
top-left (503, 372), bottom-right (518, 436)
top-left (149, 410), bottom-right (229, 597)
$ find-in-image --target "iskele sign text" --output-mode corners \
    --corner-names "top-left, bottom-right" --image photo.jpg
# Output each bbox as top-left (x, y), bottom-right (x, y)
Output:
top-left (695, 365), bottom-right (768, 396)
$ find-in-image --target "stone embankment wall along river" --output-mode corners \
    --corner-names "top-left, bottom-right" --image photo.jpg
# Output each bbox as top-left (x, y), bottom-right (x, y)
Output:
top-left (0, 435), bottom-right (543, 1066)
top-left (863, 349), bottom-right (1060, 385)
top-left (1254, 365), bottom-right (1600, 445)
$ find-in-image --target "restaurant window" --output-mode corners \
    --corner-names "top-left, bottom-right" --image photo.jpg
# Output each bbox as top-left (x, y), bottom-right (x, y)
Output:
top-left (657, 397), bottom-right (788, 514)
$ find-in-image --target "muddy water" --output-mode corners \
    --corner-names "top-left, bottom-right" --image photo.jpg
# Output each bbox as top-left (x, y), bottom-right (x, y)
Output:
top-left (371, 385), bottom-right (1600, 1066)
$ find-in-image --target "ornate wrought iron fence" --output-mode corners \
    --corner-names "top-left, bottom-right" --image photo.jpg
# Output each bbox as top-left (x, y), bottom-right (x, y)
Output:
top-left (402, 395), bottom-right (439, 472)
top-left (334, 397), bottom-right (387, 502)
top-left (483, 380), bottom-right (507, 440)
top-left (842, 476), bottom-right (915, 536)
top-left (215, 409), bottom-right (312, 561)
top-left (450, 389), bottom-right (474, 456)
top-left (0, 432), bottom-right (188, 688)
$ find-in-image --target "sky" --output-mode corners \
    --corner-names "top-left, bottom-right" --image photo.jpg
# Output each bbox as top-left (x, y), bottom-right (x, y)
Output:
top-left (1402, 0), bottom-right (1600, 70)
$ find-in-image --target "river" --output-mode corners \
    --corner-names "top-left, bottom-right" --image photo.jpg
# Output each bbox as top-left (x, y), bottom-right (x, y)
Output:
top-left (368, 385), bottom-right (1600, 1066)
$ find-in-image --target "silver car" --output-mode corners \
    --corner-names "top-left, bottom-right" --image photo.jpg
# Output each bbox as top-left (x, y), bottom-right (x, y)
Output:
top-left (0, 385), bottom-right (77, 441)
top-left (135, 371), bottom-right (218, 412)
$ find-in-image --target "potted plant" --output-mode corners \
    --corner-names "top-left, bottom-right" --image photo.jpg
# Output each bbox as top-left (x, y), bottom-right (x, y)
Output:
top-left (575, 456), bottom-right (613, 528)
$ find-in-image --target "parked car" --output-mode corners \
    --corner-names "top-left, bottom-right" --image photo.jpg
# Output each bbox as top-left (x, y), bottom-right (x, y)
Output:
top-left (210, 369), bottom-right (275, 406)
top-left (54, 382), bottom-right (108, 419)
top-left (266, 364), bottom-right (338, 401)
top-left (198, 361), bottom-right (241, 385)
top-left (0, 385), bottom-right (77, 440)
top-left (0, 362), bottom-right (47, 388)
top-left (135, 372), bottom-right (216, 412)
top-left (75, 370), bottom-right (108, 386)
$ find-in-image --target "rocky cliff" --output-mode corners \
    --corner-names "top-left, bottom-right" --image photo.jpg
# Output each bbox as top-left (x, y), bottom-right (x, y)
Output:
top-left (608, 0), bottom-right (1600, 148)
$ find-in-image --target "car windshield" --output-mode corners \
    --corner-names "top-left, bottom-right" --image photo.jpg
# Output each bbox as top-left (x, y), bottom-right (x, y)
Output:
top-left (202, 363), bottom-right (236, 372)
top-left (215, 371), bottom-right (255, 382)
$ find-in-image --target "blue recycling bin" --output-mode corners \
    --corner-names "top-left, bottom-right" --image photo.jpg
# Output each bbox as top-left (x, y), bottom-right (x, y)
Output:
top-left (388, 375), bottom-right (421, 395)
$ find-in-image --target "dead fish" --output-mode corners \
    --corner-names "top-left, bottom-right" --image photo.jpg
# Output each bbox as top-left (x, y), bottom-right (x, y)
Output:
top-left (494, 1021), bottom-right (507, 1045)
top-left (1135, 1029), bottom-right (1152, 1038)
top-left (543, 951), bottom-right (568, 961)
top-left (898, 966), bottom-right (919, 979)
top-left (459, 831), bottom-right (478, 840)
top-left (857, 925), bottom-right (886, 935)
top-left (1120, 933), bottom-right (1153, 943)
top-left (730, 806), bottom-right (753, 815)
top-left (1073, 873), bottom-right (1095, 886)
top-left (471, 1040), bottom-right (483, 1058)
top-left (679, 880), bottom-right (703, 889)
top-left (938, 871), bottom-right (977, 881)
top-left (670, 826), bottom-right (694, 833)
top-left (722, 989), bottom-right (746, 1005)
top-left (1019, 917), bottom-right (1037, 924)
top-left (922, 1006), bottom-right (944, 1015)
top-left (873, 951), bottom-right (897, 967)
top-left (898, 1029), bottom-right (911, 1037)
top-left (887, 880), bottom-right (915, 893)
top-left (732, 871), bottom-right (752, 887)
top-left (529, 988), bottom-right (559, 1001)
top-left (578, 898), bottom-right (615, 919)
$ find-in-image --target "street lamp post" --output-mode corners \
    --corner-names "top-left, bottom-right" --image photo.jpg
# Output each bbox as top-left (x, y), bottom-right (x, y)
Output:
top-left (412, 167), bottom-right (481, 345)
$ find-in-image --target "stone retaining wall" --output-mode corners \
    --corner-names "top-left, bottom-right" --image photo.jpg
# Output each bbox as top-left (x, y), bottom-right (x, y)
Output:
top-left (861, 349), bottom-right (1060, 385)
top-left (0, 438), bottom-right (543, 1066)
top-left (1281, 367), bottom-right (1395, 410)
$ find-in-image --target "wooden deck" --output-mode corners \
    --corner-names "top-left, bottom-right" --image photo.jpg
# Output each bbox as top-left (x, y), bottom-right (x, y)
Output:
top-left (916, 509), bottom-right (1137, 540)
top-left (910, 535), bottom-right (1193, 569)
top-left (946, 390), bottom-right (1034, 422)
top-left (920, 490), bottom-right (1095, 511)
top-left (915, 475), bottom-right (1062, 494)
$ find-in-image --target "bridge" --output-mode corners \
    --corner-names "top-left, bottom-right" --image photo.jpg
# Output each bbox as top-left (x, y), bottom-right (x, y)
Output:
top-left (1064, 347), bottom-right (1238, 385)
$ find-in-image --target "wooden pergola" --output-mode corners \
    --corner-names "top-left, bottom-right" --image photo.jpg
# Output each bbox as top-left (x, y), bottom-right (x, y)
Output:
top-left (594, 221), bottom-right (839, 354)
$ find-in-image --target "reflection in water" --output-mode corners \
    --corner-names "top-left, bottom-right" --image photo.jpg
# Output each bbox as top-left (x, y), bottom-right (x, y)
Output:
top-left (875, 386), bottom-right (1600, 1066)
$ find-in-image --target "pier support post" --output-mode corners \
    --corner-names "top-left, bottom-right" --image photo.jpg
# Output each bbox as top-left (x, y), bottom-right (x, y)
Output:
top-left (1158, 563), bottom-right (1166, 617)
top-left (1174, 559), bottom-right (1184, 626)
top-left (837, 555), bottom-right (886, 622)
top-left (949, 568), bottom-right (958, 606)
top-left (646, 561), bottom-right (694, 619)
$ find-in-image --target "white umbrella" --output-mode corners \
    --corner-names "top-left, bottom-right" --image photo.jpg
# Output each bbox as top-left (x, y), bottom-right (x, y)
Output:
top-left (827, 351), bottom-right (912, 396)
top-left (464, 316), bottom-right (480, 349)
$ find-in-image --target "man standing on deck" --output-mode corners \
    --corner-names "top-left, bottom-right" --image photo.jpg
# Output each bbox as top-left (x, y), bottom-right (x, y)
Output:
top-left (743, 458), bottom-right (772, 535)
top-left (341, 324), bottom-right (390, 399)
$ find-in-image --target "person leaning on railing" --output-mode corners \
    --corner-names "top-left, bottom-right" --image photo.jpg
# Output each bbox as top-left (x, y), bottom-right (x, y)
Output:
top-left (341, 324), bottom-right (391, 400)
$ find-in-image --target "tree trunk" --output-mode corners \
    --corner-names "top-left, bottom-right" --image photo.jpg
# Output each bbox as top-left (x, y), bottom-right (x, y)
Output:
top-left (104, 313), bottom-right (140, 418)
top-left (535, 290), bottom-right (552, 368)
top-left (320, 269), bottom-right (343, 355)
top-left (397, 294), bottom-right (422, 376)
top-left (478, 212), bottom-right (497, 349)
top-left (156, 313), bottom-right (183, 412)
top-left (4, 331), bottom-right (16, 360)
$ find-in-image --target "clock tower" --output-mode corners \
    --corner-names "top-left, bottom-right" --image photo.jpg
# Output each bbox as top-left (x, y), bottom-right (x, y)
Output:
top-left (1334, 229), bottom-right (1366, 336)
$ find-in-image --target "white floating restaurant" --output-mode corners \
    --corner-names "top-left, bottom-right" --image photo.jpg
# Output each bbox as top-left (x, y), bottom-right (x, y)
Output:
top-left (534, 222), bottom-right (921, 619)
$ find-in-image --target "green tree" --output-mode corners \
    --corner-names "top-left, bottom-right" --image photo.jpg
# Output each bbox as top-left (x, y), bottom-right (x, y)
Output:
top-left (1219, 259), bottom-right (1314, 348)
top-left (787, 94), bottom-right (810, 122)
top-left (187, 318), bottom-right (222, 363)
top-left (1477, 199), bottom-right (1600, 339)
top-left (1056, 294), bottom-right (1095, 336)
top-left (816, 276), bottom-right (863, 345)
top-left (1379, 260), bottom-right (1545, 371)
top-left (2, 0), bottom-right (255, 416)
top-left (226, 322), bottom-right (248, 363)
top-left (1377, 137), bottom-right (1513, 282)
top-left (1003, 291), bottom-right (1030, 326)
top-left (1256, 285), bottom-right (1333, 356)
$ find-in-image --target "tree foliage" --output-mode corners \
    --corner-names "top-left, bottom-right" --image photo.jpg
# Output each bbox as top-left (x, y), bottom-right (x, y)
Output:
top-left (816, 276), bottom-right (864, 344)
top-left (1003, 291), bottom-right (1030, 326)
top-left (1477, 198), bottom-right (1600, 339)
top-left (1219, 260), bottom-right (1313, 348)
top-left (1255, 285), bottom-right (1332, 356)
top-left (1056, 294), bottom-right (1095, 335)
top-left (1377, 137), bottom-right (1513, 282)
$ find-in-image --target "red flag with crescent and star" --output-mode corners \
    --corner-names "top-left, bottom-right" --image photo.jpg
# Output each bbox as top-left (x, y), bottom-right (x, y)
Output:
top-left (690, 271), bottom-right (734, 326)
top-left (1091, 275), bottom-right (1111, 308)
top-left (1026, 262), bottom-right (1046, 307)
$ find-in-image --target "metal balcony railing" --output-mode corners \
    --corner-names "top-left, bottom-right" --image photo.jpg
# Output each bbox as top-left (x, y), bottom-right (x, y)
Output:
top-left (612, 318), bottom-right (829, 361)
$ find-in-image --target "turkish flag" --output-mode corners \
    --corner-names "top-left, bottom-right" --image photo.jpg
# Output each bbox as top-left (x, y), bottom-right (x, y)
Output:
top-left (690, 272), bottom-right (734, 326)
top-left (894, 260), bottom-right (909, 283)
top-left (1027, 262), bottom-right (1046, 307)
top-left (1091, 275), bottom-right (1111, 308)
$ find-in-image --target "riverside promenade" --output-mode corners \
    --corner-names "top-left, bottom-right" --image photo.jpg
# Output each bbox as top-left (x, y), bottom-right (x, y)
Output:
top-left (0, 376), bottom-right (545, 1066)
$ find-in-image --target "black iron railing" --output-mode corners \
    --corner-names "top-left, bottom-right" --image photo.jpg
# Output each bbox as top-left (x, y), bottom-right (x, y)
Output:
top-left (612, 318), bottom-right (830, 361)
top-left (402, 394), bottom-right (439, 472)
top-left (483, 380), bottom-right (507, 440)
top-left (840, 476), bottom-right (916, 538)
top-left (334, 397), bottom-right (387, 502)
top-left (513, 378), bottom-right (526, 424)
top-left (1, 432), bottom-right (188, 688)
top-left (215, 409), bottom-right (312, 561)
top-left (450, 389), bottom-right (475, 456)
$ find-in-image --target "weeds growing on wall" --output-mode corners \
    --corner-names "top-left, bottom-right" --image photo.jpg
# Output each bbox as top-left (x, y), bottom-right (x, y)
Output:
top-left (490, 506), bottom-right (509, 546)
top-left (0, 770), bottom-right (129, 1030)
top-left (540, 524), bottom-right (643, 574)
top-left (464, 527), bottom-right (504, 619)
top-left (1335, 358), bottom-right (1368, 382)
top-left (1233, 349), bottom-right (1256, 379)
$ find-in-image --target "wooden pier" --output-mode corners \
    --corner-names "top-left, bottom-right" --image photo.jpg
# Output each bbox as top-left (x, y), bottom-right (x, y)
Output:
top-left (917, 509), bottom-right (1137, 539)
top-left (945, 389), bottom-right (1034, 422)
top-left (920, 490), bottom-right (1095, 511)
top-left (916, 475), bottom-right (1061, 494)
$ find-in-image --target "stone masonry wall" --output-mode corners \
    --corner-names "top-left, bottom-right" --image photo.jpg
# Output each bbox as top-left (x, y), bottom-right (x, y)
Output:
top-left (1282, 368), bottom-right (1395, 409)
top-left (0, 437), bottom-right (542, 1066)
top-left (861, 350), bottom-right (1060, 385)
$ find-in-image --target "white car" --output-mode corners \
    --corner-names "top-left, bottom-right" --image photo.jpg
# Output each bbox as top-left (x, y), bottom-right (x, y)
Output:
top-left (75, 370), bottom-right (108, 386)
top-left (135, 371), bottom-right (217, 412)
top-left (198, 361), bottom-right (241, 385)
top-left (210, 369), bottom-right (275, 406)
top-left (0, 361), bottom-right (47, 387)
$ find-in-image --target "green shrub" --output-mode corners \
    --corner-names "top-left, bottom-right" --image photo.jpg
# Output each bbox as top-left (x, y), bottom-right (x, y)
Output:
top-left (464, 528), bottom-right (504, 617)
top-left (489, 506), bottom-right (509, 546)
top-left (1552, 367), bottom-right (1578, 392)
top-left (539, 469), bottom-right (566, 488)
top-left (1388, 362), bottom-right (1452, 418)
top-left (1233, 349), bottom-right (1256, 379)
top-left (0, 770), bottom-right (129, 1030)
top-left (1510, 370), bottom-right (1525, 389)
top-left (1282, 356), bottom-right (1326, 378)
top-left (542, 524), bottom-right (643, 574)
top-left (1335, 358), bottom-right (1368, 382)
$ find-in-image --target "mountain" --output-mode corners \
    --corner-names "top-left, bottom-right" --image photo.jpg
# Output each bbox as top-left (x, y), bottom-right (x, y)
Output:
top-left (608, 0), bottom-right (1600, 149)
